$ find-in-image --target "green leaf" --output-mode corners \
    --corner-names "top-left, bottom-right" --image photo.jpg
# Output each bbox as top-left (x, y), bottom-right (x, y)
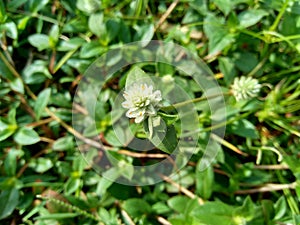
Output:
top-left (9, 77), bottom-right (24, 94)
top-left (0, 188), bottom-right (19, 220)
top-left (152, 202), bottom-right (171, 214)
top-left (76, 0), bottom-right (100, 14)
top-left (4, 148), bottom-right (22, 176)
top-left (29, 0), bottom-right (50, 12)
top-left (274, 196), bottom-right (287, 220)
top-left (88, 13), bottom-right (105, 37)
top-left (122, 199), bottom-right (152, 218)
top-left (204, 14), bottom-right (235, 55)
top-left (28, 34), bottom-right (50, 51)
top-left (0, 120), bottom-right (17, 142)
top-left (145, 118), bottom-right (178, 154)
top-left (96, 168), bottom-right (120, 196)
top-left (294, 214), bottom-right (300, 225)
top-left (134, 24), bottom-right (154, 46)
top-left (0, 22), bottom-right (18, 39)
top-left (189, 0), bottom-right (207, 15)
top-left (167, 196), bottom-right (191, 213)
top-left (233, 196), bottom-right (255, 221)
top-left (118, 21), bottom-right (131, 43)
top-left (79, 41), bottom-right (106, 58)
top-left (28, 158), bottom-right (53, 173)
top-left (52, 136), bottom-right (74, 151)
top-left (57, 37), bottom-right (85, 51)
top-left (0, 0), bottom-right (7, 23)
top-left (238, 9), bottom-right (268, 28)
top-left (196, 165), bottom-right (214, 199)
top-left (192, 201), bottom-right (236, 225)
top-left (17, 16), bottom-right (30, 30)
top-left (7, 108), bottom-right (17, 125)
top-left (261, 200), bottom-right (274, 222)
top-left (229, 119), bottom-right (259, 139)
top-left (125, 66), bottom-right (153, 89)
top-left (212, 0), bottom-right (250, 16)
top-left (49, 24), bottom-right (59, 48)
top-left (106, 19), bottom-right (120, 42)
top-left (65, 178), bottom-right (81, 195)
top-left (280, 12), bottom-right (300, 35)
top-left (7, 0), bottom-right (28, 10)
top-left (34, 88), bottom-right (51, 120)
top-left (14, 127), bottom-right (40, 145)
top-left (218, 57), bottom-right (237, 85)
top-left (22, 60), bottom-right (52, 84)
top-left (234, 52), bottom-right (258, 73)
top-left (0, 57), bottom-right (14, 81)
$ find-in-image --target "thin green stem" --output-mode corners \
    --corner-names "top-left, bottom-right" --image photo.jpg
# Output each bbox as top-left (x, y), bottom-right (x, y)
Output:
top-left (239, 29), bottom-right (268, 42)
top-left (261, 66), bottom-right (300, 82)
top-left (161, 92), bottom-right (230, 111)
top-left (269, 0), bottom-right (290, 32)
top-left (0, 50), bottom-right (37, 100)
top-left (273, 159), bottom-right (300, 215)
top-left (8, 10), bottom-right (62, 25)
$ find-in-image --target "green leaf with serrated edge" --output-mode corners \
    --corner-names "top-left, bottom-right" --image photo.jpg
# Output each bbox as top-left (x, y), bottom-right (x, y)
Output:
top-left (14, 127), bottom-right (40, 145)
top-left (0, 188), bottom-right (19, 220)
top-left (34, 88), bottom-right (51, 120)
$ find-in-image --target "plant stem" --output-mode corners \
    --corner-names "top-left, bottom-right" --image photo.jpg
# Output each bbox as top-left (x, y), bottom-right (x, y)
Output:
top-left (235, 182), bottom-right (296, 194)
top-left (161, 92), bottom-right (230, 111)
top-left (269, 0), bottom-right (290, 32)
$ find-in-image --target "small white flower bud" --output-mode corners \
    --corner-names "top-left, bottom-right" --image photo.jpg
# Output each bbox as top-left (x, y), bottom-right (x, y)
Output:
top-left (231, 76), bottom-right (262, 101)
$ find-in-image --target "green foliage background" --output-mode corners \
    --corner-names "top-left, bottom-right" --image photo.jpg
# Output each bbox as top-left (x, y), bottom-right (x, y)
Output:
top-left (0, 0), bottom-right (300, 224)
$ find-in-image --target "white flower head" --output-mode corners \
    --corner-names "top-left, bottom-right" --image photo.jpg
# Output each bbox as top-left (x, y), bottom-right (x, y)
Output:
top-left (231, 76), bottom-right (262, 101)
top-left (122, 83), bottom-right (162, 123)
